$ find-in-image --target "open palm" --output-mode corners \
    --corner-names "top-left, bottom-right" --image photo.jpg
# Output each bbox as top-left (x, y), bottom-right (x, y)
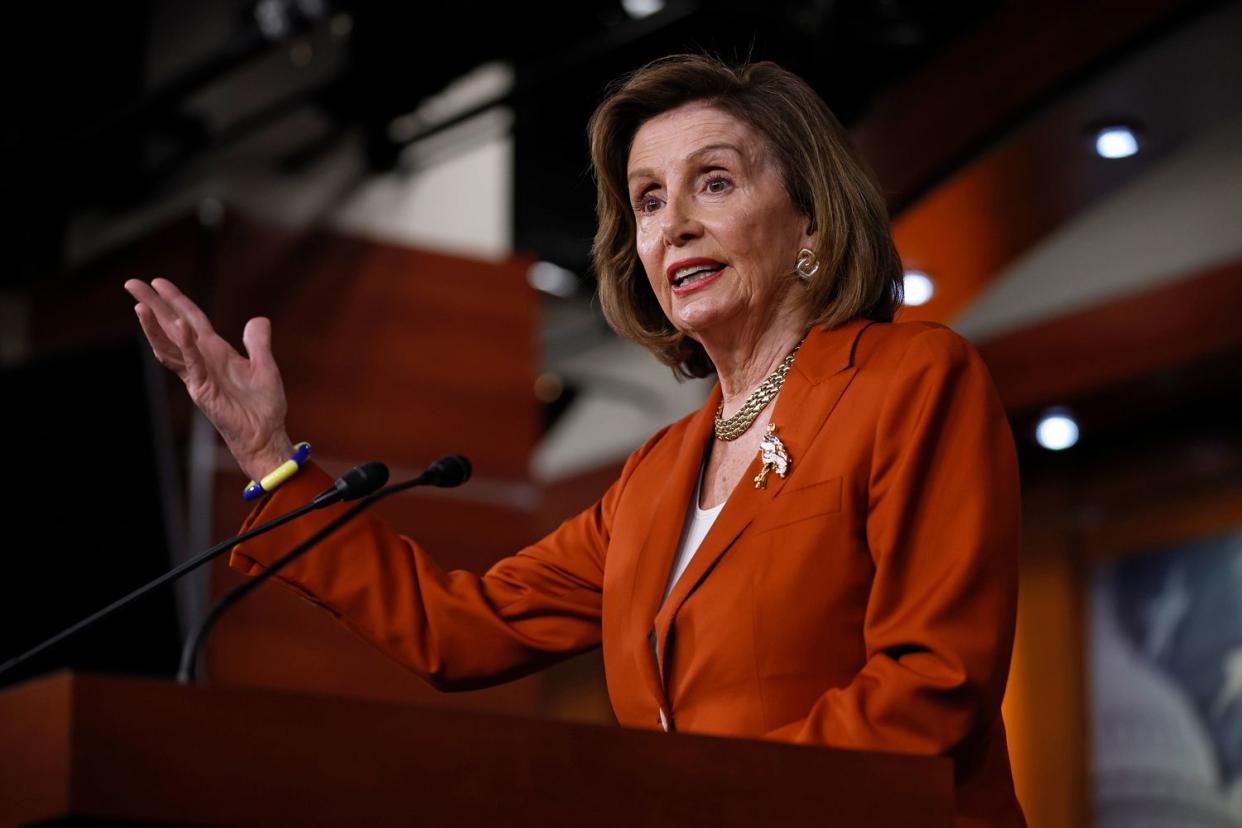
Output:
top-left (124, 278), bottom-right (293, 481)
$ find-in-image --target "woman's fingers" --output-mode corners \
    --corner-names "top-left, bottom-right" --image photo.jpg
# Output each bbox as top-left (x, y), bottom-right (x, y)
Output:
top-left (169, 318), bottom-right (210, 391)
top-left (126, 279), bottom-right (207, 390)
top-left (126, 277), bottom-right (215, 345)
top-left (242, 317), bottom-right (278, 376)
top-left (134, 303), bottom-right (185, 373)
top-left (125, 279), bottom-right (188, 344)
top-left (151, 277), bottom-right (215, 339)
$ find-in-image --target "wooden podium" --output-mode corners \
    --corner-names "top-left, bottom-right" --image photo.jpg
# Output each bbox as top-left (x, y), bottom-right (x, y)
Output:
top-left (0, 672), bottom-right (952, 827)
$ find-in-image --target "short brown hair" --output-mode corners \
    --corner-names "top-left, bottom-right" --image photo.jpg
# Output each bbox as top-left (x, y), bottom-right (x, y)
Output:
top-left (588, 54), bottom-right (903, 378)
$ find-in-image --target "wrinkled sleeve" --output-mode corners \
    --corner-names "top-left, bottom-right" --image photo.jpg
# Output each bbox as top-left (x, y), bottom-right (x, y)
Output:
top-left (768, 326), bottom-right (1020, 755)
top-left (229, 438), bottom-right (654, 691)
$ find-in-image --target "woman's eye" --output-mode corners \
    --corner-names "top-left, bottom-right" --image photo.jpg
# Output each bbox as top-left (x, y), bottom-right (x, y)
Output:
top-left (705, 176), bottom-right (731, 194)
top-left (636, 195), bottom-right (662, 214)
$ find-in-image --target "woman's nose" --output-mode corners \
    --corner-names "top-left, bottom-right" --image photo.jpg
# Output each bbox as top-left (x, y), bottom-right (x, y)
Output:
top-left (660, 195), bottom-right (703, 246)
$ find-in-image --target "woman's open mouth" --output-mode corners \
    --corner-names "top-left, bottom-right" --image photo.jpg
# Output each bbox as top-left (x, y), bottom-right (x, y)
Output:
top-left (669, 260), bottom-right (727, 296)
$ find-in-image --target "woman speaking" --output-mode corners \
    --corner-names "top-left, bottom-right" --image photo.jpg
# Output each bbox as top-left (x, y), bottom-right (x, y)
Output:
top-left (126, 56), bottom-right (1025, 826)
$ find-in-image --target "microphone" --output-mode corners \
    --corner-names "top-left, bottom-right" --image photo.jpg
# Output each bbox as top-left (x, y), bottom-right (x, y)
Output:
top-left (178, 454), bottom-right (472, 683)
top-left (311, 460), bottom-right (390, 508)
top-left (0, 461), bottom-right (389, 683)
top-left (422, 454), bottom-right (472, 488)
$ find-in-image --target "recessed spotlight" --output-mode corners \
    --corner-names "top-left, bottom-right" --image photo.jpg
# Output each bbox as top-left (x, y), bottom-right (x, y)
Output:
top-left (294, 0), bottom-right (327, 18)
top-left (903, 270), bottom-right (934, 306)
top-left (1094, 126), bottom-right (1139, 159)
top-left (527, 262), bottom-right (578, 298)
top-left (622, 0), bottom-right (665, 19)
top-left (534, 372), bottom-right (565, 403)
top-left (1035, 408), bottom-right (1080, 451)
top-left (254, 0), bottom-right (289, 40)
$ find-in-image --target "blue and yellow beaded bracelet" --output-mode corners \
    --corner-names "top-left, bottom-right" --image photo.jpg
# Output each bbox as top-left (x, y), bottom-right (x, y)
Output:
top-left (243, 441), bottom-right (312, 501)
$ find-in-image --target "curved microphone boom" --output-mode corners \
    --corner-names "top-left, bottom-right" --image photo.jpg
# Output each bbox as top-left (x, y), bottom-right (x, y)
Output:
top-left (178, 455), bottom-right (472, 683)
top-left (0, 461), bottom-right (389, 683)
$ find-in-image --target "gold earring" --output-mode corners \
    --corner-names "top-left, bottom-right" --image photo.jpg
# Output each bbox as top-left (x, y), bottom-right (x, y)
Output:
top-left (795, 248), bottom-right (819, 281)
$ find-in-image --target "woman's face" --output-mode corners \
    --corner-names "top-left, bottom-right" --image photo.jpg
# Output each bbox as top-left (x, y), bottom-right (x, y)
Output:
top-left (627, 102), bottom-right (813, 343)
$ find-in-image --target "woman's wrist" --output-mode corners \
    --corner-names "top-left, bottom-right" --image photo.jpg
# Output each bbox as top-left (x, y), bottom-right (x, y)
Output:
top-left (242, 440), bottom-right (311, 500)
top-left (237, 433), bottom-right (297, 484)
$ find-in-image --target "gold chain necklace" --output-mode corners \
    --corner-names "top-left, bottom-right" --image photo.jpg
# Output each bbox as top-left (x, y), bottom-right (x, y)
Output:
top-left (713, 338), bottom-right (804, 442)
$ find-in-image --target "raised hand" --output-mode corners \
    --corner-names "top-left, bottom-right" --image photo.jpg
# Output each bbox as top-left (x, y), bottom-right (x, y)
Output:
top-left (124, 278), bottom-right (295, 482)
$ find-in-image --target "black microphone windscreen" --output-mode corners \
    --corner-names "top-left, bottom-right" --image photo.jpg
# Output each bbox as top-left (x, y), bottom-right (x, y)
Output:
top-left (427, 455), bottom-right (472, 488)
top-left (337, 461), bottom-right (390, 500)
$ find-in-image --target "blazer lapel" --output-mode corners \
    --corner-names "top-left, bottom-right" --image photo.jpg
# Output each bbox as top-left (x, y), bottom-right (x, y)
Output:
top-left (627, 389), bottom-right (718, 716)
top-left (651, 318), bottom-right (874, 684)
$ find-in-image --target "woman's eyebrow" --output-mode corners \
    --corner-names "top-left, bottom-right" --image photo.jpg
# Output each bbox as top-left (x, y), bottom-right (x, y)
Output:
top-left (627, 143), bottom-right (747, 183)
top-left (686, 142), bottom-right (745, 163)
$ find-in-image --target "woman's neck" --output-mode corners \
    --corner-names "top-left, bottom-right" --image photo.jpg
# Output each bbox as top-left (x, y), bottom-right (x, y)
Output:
top-left (701, 306), bottom-right (810, 417)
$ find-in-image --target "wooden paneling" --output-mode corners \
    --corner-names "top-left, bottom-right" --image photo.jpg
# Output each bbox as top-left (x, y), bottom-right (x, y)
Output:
top-left (977, 258), bottom-right (1242, 415)
top-left (0, 672), bottom-right (954, 828)
top-left (205, 225), bottom-right (540, 481)
top-left (1003, 533), bottom-right (1091, 828)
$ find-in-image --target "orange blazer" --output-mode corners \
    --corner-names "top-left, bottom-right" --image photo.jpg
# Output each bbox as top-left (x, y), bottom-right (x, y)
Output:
top-left (232, 318), bottom-right (1026, 827)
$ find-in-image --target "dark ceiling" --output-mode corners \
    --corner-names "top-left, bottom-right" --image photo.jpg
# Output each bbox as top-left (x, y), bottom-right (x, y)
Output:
top-left (0, 0), bottom-right (1003, 286)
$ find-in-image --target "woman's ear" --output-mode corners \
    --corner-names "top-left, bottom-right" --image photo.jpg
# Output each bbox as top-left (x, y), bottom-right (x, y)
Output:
top-left (801, 220), bottom-right (817, 248)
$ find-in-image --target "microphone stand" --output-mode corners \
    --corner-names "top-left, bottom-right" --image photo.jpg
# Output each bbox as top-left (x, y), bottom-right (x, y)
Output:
top-left (177, 456), bottom-right (469, 684)
top-left (0, 461), bottom-right (389, 683)
top-left (0, 500), bottom-right (320, 682)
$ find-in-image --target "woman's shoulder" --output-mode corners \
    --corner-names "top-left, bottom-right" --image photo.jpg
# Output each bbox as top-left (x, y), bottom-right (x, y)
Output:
top-left (852, 318), bottom-right (985, 373)
top-left (845, 320), bottom-right (1007, 426)
top-left (612, 402), bottom-right (707, 482)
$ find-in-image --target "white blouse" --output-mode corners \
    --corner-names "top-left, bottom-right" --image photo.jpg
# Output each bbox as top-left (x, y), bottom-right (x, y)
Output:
top-left (654, 459), bottom-right (725, 731)
top-left (661, 459), bottom-right (725, 603)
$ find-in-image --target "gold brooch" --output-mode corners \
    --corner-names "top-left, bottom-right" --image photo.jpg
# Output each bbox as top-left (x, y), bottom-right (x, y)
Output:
top-left (753, 424), bottom-right (791, 489)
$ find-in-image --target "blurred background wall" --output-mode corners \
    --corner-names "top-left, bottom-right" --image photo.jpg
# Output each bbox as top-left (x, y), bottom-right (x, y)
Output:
top-left (2, 1), bottom-right (1241, 825)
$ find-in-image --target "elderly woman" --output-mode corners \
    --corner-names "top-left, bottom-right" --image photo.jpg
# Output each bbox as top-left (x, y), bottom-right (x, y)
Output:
top-left (126, 56), bottom-right (1025, 826)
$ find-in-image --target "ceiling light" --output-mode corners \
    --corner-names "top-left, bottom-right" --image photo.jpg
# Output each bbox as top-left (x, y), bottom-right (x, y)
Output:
top-left (254, 0), bottom-right (290, 40)
top-left (1094, 126), bottom-right (1139, 159)
top-left (903, 270), bottom-right (934, 306)
top-left (294, 0), bottom-right (326, 18)
top-left (1035, 408), bottom-right (1080, 451)
top-left (534, 373), bottom-right (565, 403)
top-left (527, 262), bottom-right (578, 298)
top-left (622, 0), bottom-right (665, 19)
